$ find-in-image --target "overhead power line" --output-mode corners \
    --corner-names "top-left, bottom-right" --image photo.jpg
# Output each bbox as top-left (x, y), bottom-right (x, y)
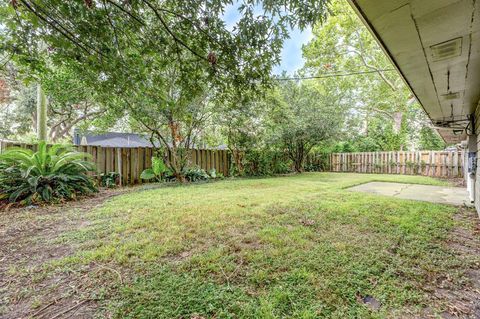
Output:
top-left (275, 69), bottom-right (396, 81)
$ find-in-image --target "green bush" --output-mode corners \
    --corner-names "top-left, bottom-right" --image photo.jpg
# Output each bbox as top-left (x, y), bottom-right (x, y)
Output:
top-left (243, 149), bottom-right (292, 176)
top-left (0, 141), bottom-right (97, 204)
top-left (209, 168), bottom-right (224, 179)
top-left (304, 162), bottom-right (322, 172)
top-left (184, 167), bottom-right (209, 182)
top-left (101, 172), bottom-right (120, 188)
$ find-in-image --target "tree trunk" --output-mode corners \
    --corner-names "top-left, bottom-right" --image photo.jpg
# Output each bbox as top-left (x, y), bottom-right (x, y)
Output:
top-left (170, 150), bottom-right (185, 182)
top-left (168, 119), bottom-right (188, 183)
top-left (294, 158), bottom-right (304, 173)
top-left (393, 112), bottom-right (403, 133)
top-left (294, 143), bottom-right (305, 173)
top-left (174, 171), bottom-right (186, 183)
top-left (36, 84), bottom-right (48, 141)
top-left (232, 149), bottom-right (244, 175)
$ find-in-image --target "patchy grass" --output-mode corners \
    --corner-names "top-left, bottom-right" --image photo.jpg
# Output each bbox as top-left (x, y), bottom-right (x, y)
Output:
top-left (3, 173), bottom-right (479, 318)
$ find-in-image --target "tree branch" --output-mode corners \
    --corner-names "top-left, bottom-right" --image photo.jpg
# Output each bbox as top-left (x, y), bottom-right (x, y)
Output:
top-left (141, 0), bottom-right (210, 63)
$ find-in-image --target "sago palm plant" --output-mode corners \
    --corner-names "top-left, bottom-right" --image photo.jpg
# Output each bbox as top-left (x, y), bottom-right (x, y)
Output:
top-left (0, 141), bottom-right (97, 204)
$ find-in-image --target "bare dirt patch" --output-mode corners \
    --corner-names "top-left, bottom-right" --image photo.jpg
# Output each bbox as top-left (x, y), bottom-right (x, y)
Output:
top-left (0, 187), bottom-right (133, 319)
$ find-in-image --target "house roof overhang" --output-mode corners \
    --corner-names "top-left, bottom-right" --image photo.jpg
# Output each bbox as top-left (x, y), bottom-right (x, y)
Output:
top-left (347, 0), bottom-right (480, 144)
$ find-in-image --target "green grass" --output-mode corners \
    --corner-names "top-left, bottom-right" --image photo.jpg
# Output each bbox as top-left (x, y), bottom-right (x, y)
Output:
top-left (56, 173), bottom-right (466, 318)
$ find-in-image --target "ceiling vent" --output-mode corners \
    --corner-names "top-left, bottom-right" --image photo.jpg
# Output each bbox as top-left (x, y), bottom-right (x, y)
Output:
top-left (442, 92), bottom-right (461, 100)
top-left (430, 38), bottom-right (463, 61)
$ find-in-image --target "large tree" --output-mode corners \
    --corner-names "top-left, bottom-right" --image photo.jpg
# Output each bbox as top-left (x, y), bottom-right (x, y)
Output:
top-left (269, 80), bottom-right (346, 172)
top-left (0, 64), bottom-right (111, 141)
top-left (302, 0), bottom-right (428, 151)
top-left (215, 88), bottom-right (268, 175)
top-left (41, 66), bottom-right (108, 141)
top-left (0, 0), bottom-right (331, 179)
top-left (127, 65), bottom-right (214, 182)
top-left (0, 0), bottom-right (331, 98)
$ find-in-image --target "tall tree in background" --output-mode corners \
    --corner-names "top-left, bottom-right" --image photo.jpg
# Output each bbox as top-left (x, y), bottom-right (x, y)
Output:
top-left (216, 88), bottom-right (267, 175)
top-left (41, 66), bottom-right (108, 141)
top-left (36, 84), bottom-right (47, 141)
top-left (302, 0), bottom-right (429, 151)
top-left (418, 127), bottom-right (446, 151)
top-left (0, 65), bottom-right (111, 141)
top-left (270, 80), bottom-right (346, 172)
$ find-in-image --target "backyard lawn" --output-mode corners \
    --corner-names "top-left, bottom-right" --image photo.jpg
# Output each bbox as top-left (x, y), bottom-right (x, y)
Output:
top-left (1, 173), bottom-right (479, 318)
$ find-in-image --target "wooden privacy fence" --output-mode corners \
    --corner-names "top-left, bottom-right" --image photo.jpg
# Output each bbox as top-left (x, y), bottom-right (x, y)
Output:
top-left (330, 151), bottom-right (465, 178)
top-left (0, 140), bottom-right (231, 186)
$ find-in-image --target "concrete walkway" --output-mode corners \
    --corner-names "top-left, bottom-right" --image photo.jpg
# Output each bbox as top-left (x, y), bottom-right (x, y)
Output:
top-left (349, 182), bottom-right (470, 206)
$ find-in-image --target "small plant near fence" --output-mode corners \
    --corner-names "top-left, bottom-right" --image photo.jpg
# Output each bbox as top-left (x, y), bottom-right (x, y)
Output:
top-left (184, 167), bottom-right (210, 182)
top-left (420, 160), bottom-right (427, 171)
top-left (405, 160), bottom-right (414, 170)
top-left (140, 157), bottom-right (170, 182)
top-left (208, 168), bottom-right (224, 180)
top-left (100, 172), bottom-right (120, 188)
top-left (405, 160), bottom-right (422, 174)
top-left (304, 162), bottom-right (322, 172)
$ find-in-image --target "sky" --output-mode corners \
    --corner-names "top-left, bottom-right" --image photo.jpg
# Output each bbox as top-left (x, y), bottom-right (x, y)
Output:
top-left (222, 3), bottom-right (314, 75)
top-left (274, 28), bottom-right (313, 75)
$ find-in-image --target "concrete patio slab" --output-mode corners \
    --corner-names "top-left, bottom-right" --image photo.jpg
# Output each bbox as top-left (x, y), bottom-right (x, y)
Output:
top-left (348, 182), bottom-right (470, 206)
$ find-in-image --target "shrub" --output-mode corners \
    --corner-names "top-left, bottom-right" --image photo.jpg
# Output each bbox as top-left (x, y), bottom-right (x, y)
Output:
top-left (304, 162), bottom-right (322, 172)
top-left (184, 167), bottom-right (209, 182)
top-left (209, 168), bottom-right (224, 179)
top-left (101, 172), bottom-right (120, 188)
top-left (208, 168), bottom-right (225, 179)
top-left (0, 142), bottom-right (97, 204)
top-left (243, 149), bottom-right (292, 176)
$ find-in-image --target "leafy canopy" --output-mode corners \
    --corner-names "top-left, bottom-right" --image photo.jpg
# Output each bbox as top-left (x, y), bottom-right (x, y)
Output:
top-left (1, 0), bottom-right (330, 95)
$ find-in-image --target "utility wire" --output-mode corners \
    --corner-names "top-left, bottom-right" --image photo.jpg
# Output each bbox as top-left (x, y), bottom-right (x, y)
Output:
top-left (275, 69), bottom-right (396, 81)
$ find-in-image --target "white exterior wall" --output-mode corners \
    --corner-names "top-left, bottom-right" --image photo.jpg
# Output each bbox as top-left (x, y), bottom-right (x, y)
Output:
top-left (474, 104), bottom-right (480, 216)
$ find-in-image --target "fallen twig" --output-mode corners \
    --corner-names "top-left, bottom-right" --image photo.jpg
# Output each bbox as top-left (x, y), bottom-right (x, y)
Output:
top-left (50, 299), bottom-right (90, 319)
top-left (93, 262), bottom-right (124, 284)
top-left (29, 299), bottom-right (57, 318)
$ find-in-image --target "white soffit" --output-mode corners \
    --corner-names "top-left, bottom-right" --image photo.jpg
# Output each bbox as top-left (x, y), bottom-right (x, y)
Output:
top-left (348, 0), bottom-right (480, 143)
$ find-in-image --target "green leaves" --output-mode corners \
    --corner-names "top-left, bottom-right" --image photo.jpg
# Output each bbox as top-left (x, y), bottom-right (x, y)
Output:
top-left (152, 156), bottom-right (168, 176)
top-left (140, 157), bottom-right (169, 181)
top-left (269, 81), bottom-right (346, 172)
top-left (0, 141), bottom-right (97, 204)
top-left (183, 166), bottom-right (209, 182)
top-left (1, 0), bottom-right (331, 100)
top-left (139, 168), bottom-right (156, 181)
top-left (300, 0), bottom-right (431, 152)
